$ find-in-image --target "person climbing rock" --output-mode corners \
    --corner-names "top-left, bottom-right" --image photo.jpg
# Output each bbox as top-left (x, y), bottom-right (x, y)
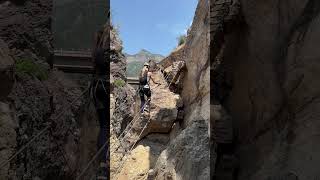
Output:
top-left (90, 32), bottom-right (109, 179)
top-left (138, 62), bottom-right (159, 112)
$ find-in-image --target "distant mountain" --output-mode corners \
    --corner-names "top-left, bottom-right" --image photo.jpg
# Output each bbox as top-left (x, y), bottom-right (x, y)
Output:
top-left (125, 49), bottom-right (164, 63)
top-left (126, 49), bottom-right (164, 77)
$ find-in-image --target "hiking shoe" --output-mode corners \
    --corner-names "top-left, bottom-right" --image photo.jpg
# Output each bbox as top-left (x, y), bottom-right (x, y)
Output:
top-left (143, 105), bottom-right (150, 112)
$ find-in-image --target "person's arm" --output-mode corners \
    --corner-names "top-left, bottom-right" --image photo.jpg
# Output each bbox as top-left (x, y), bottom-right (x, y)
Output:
top-left (148, 72), bottom-right (160, 85)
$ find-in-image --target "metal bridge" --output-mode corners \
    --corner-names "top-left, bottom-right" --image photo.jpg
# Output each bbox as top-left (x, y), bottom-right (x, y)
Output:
top-left (53, 50), bottom-right (139, 85)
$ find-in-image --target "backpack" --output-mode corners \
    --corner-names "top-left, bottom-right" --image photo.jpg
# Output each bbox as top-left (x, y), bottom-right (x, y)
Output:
top-left (139, 68), bottom-right (148, 85)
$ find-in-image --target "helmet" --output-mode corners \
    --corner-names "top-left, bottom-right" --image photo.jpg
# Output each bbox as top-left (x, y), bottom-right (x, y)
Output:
top-left (144, 62), bottom-right (149, 67)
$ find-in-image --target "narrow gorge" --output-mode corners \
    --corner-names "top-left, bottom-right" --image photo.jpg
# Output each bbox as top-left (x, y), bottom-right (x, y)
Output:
top-left (110, 0), bottom-right (210, 179)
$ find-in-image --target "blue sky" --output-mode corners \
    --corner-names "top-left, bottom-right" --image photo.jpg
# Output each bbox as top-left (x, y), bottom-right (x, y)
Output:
top-left (111, 0), bottom-right (198, 56)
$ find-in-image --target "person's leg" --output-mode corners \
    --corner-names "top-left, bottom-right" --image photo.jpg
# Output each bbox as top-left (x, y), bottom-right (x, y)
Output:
top-left (139, 88), bottom-right (145, 110)
top-left (145, 88), bottom-right (151, 106)
top-left (141, 88), bottom-right (151, 112)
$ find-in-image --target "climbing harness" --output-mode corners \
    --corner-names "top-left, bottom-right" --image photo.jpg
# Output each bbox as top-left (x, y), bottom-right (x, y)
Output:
top-left (0, 87), bottom-right (89, 170)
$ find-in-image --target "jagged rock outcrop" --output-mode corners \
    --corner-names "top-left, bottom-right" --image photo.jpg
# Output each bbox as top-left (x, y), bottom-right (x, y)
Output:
top-left (110, 26), bottom-right (127, 81)
top-left (154, 120), bottom-right (209, 180)
top-left (212, 0), bottom-right (320, 179)
top-left (159, 44), bottom-right (185, 70)
top-left (110, 26), bottom-right (135, 136)
top-left (110, 24), bottom-right (136, 178)
top-left (159, 44), bottom-right (186, 92)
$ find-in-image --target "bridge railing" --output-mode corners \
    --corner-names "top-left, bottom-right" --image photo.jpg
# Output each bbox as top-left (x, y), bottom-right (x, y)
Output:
top-left (54, 49), bottom-right (93, 57)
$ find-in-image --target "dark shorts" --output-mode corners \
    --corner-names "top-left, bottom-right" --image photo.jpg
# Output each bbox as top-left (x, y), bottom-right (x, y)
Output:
top-left (139, 87), bottom-right (151, 98)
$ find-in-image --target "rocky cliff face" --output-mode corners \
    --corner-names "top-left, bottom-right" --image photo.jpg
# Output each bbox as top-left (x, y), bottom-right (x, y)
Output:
top-left (0, 1), bottom-right (90, 179)
top-left (154, 0), bottom-right (210, 179)
top-left (110, 26), bottom-right (135, 136)
top-left (212, 0), bottom-right (320, 179)
top-left (0, 0), bottom-right (53, 63)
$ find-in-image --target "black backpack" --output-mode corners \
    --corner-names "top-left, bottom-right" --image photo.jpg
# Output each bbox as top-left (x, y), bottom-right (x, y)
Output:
top-left (139, 69), bottom-right (148, 85)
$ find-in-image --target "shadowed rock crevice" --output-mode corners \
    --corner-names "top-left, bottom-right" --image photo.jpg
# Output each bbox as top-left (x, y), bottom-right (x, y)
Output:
top-left (211, 0), bottom-right (320, 179)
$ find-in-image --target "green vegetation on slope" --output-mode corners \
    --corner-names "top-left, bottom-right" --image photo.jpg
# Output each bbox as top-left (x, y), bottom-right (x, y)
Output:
top-left (177, 34), bottom-right (187, 46)
top-left (16, 59), bottom-right (49, 81)
top-left (114, 79), bottom-right (126, 87)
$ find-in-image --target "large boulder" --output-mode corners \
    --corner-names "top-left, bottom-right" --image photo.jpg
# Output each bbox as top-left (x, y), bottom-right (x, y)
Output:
top-left (144, 72), bottom-right (181, 135)
top-left (154, 120), bottom-right (209, 180)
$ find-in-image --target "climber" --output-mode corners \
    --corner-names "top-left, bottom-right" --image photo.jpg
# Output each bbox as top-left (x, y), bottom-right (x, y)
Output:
top-left (138, 62), bottom-right (159, 112)
top-left (90, 31), bottom-right (109, 179)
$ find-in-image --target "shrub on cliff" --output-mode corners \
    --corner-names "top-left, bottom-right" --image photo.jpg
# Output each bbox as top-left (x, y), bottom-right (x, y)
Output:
top-left (15, 59), bottom-right (49, 81)
top-left (114, 79), bottom-right (126, 88)
top-left (177, 34), bottom-right (187, 46)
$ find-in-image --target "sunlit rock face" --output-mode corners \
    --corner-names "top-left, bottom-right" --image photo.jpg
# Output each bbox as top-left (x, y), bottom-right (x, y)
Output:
top-left (152, 0), bottom-right (210, 179)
